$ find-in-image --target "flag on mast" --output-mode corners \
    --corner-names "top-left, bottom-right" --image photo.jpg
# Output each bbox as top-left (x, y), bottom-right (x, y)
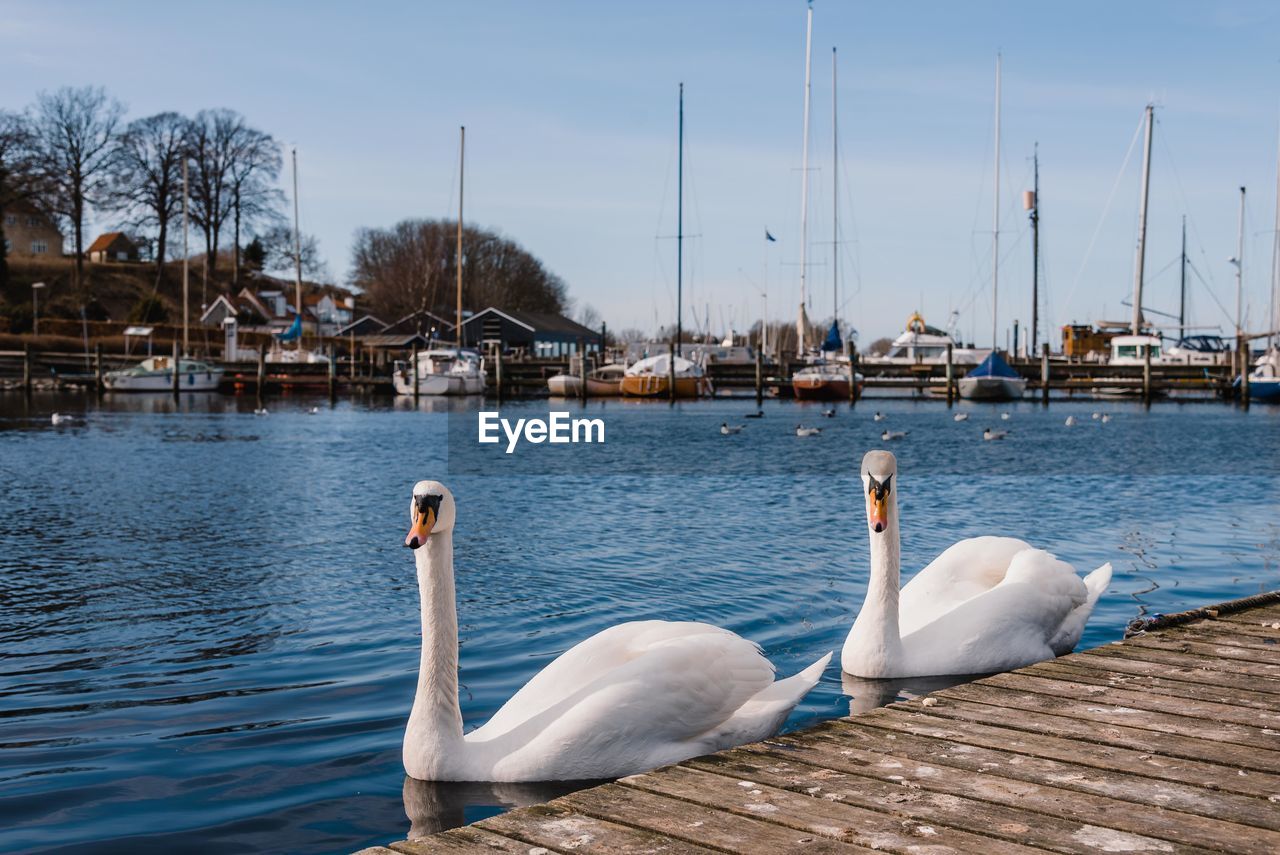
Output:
top-left (765, 230), bottom-right (776, 242)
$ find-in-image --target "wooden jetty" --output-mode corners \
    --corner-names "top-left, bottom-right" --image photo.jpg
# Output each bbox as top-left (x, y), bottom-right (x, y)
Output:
top-left (359, 591), bottom-right (1280, 854)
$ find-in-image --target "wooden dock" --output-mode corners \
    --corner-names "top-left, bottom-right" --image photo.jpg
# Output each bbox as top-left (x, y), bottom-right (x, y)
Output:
top-left (359, 592), bottom-right (1280, 854)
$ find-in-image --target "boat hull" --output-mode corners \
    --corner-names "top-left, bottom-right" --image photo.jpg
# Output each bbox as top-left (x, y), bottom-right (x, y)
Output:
top-left (1247, 378), bottom-right (1280, 402)
top-left (957, 376), bottom-right (1026, 400)
top-left (393, 374), bottom-right (484, 396)
top-left (619, 375), bottom-right (706, 398)
top-left (103, 369), bottom-right (223, 392)
top-left (792, 376), bottom-right (853, 400)
top-left (548, 375), bottom-right (621, 397)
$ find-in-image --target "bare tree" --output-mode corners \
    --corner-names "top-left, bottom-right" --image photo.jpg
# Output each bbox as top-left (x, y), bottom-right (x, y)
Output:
top-left (259, 224), bottom-right (328, 282)
top-left (108, 111), bottom-right (187, 286)
top-left (185, 108), bottom-right (241, 274)
top-left (0, 110), bottom-right (42, 290)
top-left (31, 86), bottom-right (125, 290)
top-left (226, 127), bottom-right (283, 285)
top-left (349, 218), bottom-right (568, 323)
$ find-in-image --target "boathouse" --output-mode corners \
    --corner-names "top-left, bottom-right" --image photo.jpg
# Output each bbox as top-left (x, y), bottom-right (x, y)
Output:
top-left (458, 307), bottom-right (602, 357)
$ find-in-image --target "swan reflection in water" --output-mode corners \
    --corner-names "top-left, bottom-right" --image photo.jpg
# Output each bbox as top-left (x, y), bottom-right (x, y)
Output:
top-left (402, 776), bottom-right (605, 838)
top-left (841, 671), bottom-right (986, 716)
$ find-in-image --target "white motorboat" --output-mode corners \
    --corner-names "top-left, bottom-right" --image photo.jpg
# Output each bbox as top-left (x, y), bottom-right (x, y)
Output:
top-left (863, 313), bottom-right (986, 366)
top-left (103, 356), bottom-right (223, 392)
top-left (394, 348), bottom-right (484, 396)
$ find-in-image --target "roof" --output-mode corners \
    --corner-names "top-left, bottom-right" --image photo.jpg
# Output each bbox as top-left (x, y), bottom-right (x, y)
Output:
top-left (383, 309), bottom-right (453, 335)
top-left (358, 333), bottom-right (432, 348)
top-left (337, 314), bottom-right (389, 336)
top-left (461, 307), bottom-right (600, 339)
top-left (87, 231), bottom-right (135, 253)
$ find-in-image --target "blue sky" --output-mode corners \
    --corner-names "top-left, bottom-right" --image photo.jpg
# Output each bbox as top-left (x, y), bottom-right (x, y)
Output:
top-left (4, 0), bottom-right (1280, 344)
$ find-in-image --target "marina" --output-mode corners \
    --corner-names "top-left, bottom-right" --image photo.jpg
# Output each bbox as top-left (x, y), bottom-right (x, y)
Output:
top-left (4, 3), bottom-right (1280, 854)
top-left (368, 592), bottom-right (1280, 855)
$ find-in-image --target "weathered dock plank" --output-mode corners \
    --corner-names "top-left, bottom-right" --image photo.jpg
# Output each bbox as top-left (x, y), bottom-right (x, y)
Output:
top-left (378, 595), bottom-right (1280, 854)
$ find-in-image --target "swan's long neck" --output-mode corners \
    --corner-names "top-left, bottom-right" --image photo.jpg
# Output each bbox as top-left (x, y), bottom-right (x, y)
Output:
top-left (408, 531), bottom-right (464, 751)
top-left (848, 493), bottom-right (904, 671)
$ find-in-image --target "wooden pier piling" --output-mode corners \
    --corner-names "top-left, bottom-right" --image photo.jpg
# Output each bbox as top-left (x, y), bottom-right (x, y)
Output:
top-left (578, 341), bottom-right (588, 404)
top-left (944, 342), bottom-right (954, 405)
top-left (22, 342), bottom-right (31, 396)
top-left (494, 347), bottom-right (504, 402)
top-left (668, 339), bottom-right (676, 403)
top-left (373, 591), bottom-right (1280, 855)
top-left (328, 346), bottom-right (337, 402)
top-left (94, 343), bottom-right (103, 397)
top-left (1041, 343), bottom-right (1050, 404)
top-left (256, 346), bottom-right (266, 407)
top-left (171, 339), bottom-right (180, 399)
top-left (754, 347), bottom-right (763, 407)
top-left (1142, 344), bottom-right (1152, 405)
top-left (411, 343), bottom-right (420, 404)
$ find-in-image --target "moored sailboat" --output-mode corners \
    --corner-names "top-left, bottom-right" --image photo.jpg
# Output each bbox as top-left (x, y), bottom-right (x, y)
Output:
top-left (619, 354), bottom-right (710, 398)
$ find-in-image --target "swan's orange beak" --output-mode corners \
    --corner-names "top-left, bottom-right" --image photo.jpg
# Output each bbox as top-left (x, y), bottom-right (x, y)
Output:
top-left (867, 493), bottom-right (888, 533)
top-left (405, 505), bottom-right (436, 549)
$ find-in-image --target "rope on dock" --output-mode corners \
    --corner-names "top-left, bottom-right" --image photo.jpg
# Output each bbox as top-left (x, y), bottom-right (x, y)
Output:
top-left (1124, 588), bottom-right (1280, 637)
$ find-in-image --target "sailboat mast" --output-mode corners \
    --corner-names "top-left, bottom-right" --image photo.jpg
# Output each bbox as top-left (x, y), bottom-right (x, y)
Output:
top-left (832, 46), bottom-right (838, 330)
top-left (457, 126), bottom-right (465, 340)
top-left (182, 157), bottom-right (189, 357)
top-left (1179, 216), bottom-right (1187, 335)
top-left (677, 83), bottom-right (684, 359)
top-left (1271, 114), bottom-right (1280, 349)
top-left (1236, 186), bottom-right (1246, 354)
top-left (292, 148), bottom-right (303, 351)
top-left (1132, 104), bottom-right (1154, 336)
top-left (991, 53), bottom-right (1001, 351)
top-left (796, 2), bottom-right (813, 353)
top-left (1030, 143), bottom-right (1039, 356)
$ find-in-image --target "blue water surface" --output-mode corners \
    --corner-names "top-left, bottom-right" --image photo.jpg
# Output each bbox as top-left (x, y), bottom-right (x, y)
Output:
top-left (1, 392), bottom-right (1277, 854)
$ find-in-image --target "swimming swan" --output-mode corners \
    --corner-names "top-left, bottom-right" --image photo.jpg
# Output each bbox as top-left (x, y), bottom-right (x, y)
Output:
top-left (841, 451), bottom-right (1111, 678)
top-left (402, 481), bottom-right (831, 781)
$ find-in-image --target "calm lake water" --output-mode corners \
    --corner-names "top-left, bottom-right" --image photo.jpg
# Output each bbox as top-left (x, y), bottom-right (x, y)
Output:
top-left (1, 392), bottom-right (1277, 854)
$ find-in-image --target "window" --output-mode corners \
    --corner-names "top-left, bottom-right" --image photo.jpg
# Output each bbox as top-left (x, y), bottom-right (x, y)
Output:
top-left (26, 216), bottom-right (38, 227)
top-left (2, 238), bottom-right (9, 252)
top-left (3, 214), bottom-right (14, 226)
top-left (31, 240), bottom-right (47, 254)
top-left (116, 251), bottom-right (128, 261)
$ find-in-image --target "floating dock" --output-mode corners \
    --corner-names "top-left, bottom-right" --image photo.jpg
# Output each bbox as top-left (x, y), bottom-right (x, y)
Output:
top-left (359, 591), bottom-right (1280, 854)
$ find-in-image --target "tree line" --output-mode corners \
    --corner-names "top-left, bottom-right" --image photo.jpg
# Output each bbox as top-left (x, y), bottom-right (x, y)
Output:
top-left (0, 86), bottom-right (314, 295)
top-left (350, 218), bottom-right (569, 323)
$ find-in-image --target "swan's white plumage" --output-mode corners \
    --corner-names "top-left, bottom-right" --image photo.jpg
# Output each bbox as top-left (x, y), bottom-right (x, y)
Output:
top-left (842, 454), bottom-right (1111, 678)
top-left (402, 481), bottom-right (829, 782)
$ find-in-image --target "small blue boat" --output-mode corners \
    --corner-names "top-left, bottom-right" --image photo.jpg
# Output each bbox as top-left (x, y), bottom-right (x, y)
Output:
top-left (958, 351), bottom-right (1027, 400)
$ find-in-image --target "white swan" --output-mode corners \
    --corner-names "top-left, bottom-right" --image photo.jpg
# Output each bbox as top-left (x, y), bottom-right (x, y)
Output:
top-left (841, 451), bottom-right (1111, 678)
top-left (402, 481), bottom-right (831, 782)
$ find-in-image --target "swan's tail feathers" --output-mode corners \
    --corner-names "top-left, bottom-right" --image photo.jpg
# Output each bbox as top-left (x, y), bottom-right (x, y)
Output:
top-left (764, 650), bottom-right (832, 703)
top-left (1049, 562), bottom-right (1112, 656)
top-left (1083, 562), bottom-right (1112, 607)
top-left (704, 652), bottom-right (831, 750)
